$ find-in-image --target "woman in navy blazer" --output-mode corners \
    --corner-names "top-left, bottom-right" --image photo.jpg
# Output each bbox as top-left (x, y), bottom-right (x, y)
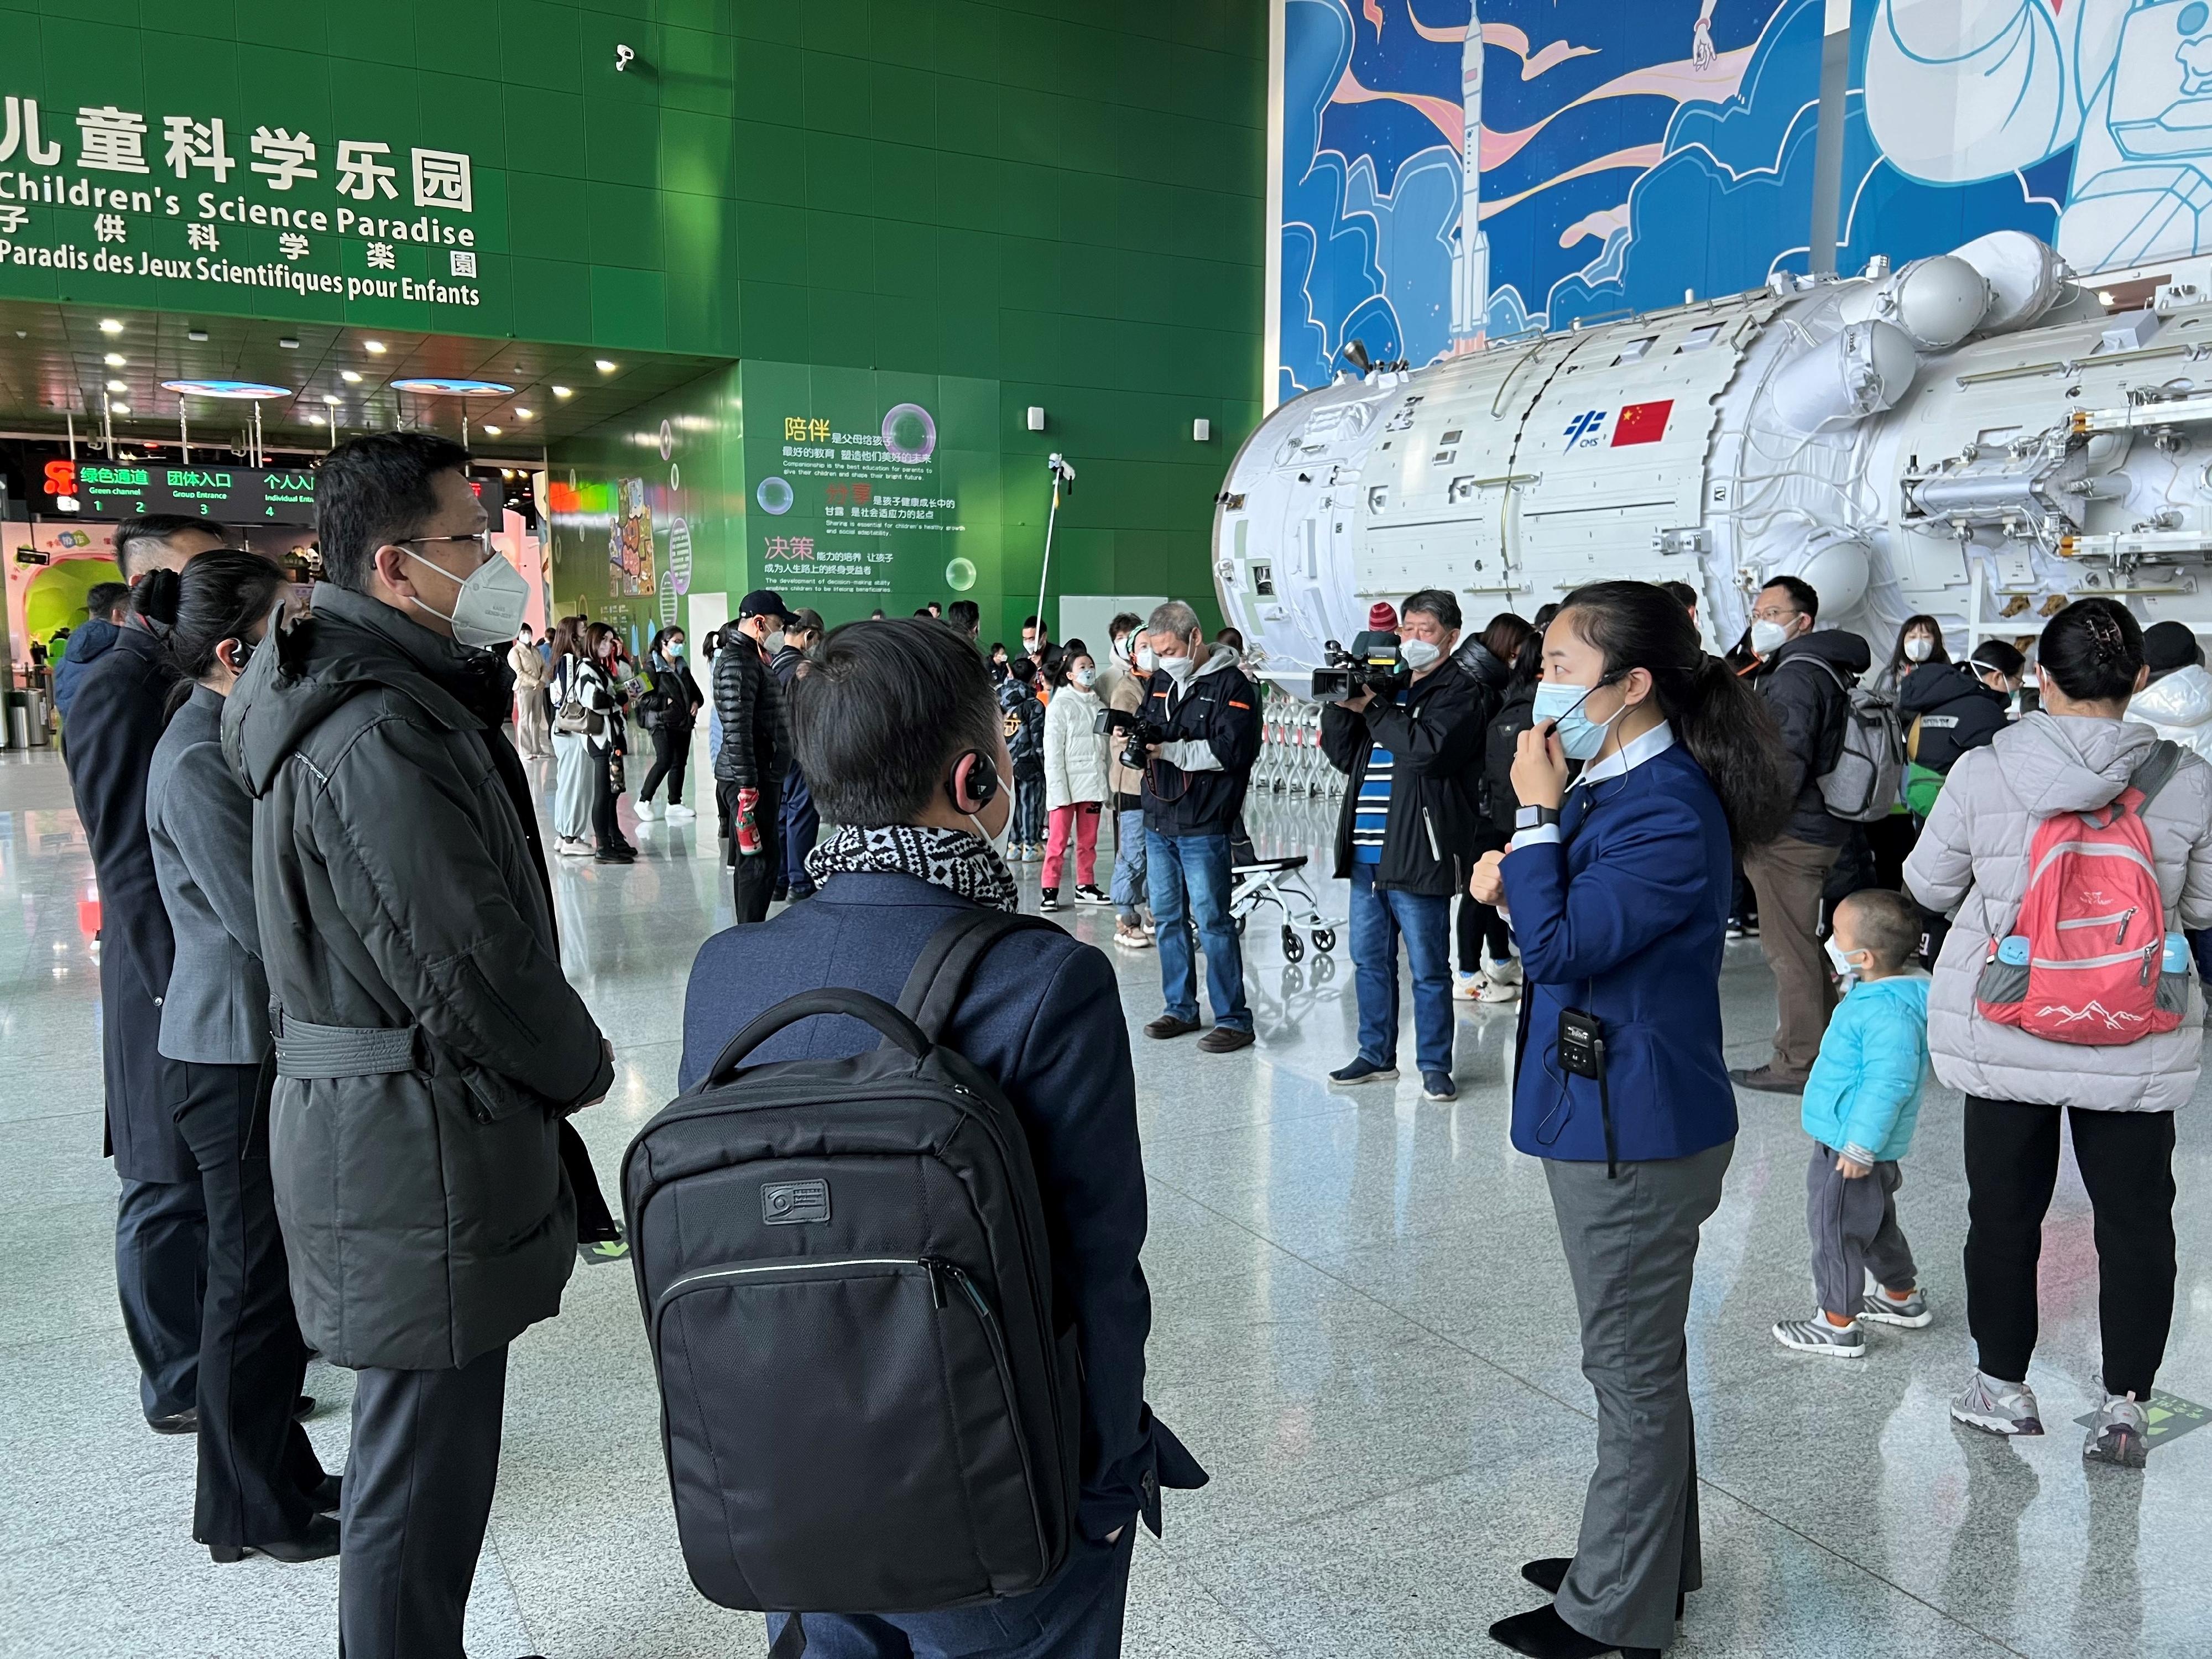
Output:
top-left (1472, 582), bottom-right (1793, 1659)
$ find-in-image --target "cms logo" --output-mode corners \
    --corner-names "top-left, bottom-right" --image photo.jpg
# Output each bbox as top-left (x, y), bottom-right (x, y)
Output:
top-left (1562, 410), bottom-right (1606, 446)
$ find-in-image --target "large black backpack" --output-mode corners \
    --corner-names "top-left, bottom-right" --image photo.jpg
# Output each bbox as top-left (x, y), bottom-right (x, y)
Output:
top-left (622, 909), bottom-right (1079, 1623)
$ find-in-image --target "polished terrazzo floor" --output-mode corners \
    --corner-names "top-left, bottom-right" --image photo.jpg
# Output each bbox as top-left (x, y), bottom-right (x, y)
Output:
top-left (2, 737), bottom-right (2206, 1658)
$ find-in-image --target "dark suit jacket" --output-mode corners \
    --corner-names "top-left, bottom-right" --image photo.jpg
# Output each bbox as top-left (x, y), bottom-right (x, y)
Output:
top-left (67, 623), bottom-right (194, 1182)
top-left (679, 869), bottom-right (1197, 1539)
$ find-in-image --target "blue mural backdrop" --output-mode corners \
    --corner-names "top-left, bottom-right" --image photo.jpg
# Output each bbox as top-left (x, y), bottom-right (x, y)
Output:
top-left (1275, 0), bottom-right (1825, 404)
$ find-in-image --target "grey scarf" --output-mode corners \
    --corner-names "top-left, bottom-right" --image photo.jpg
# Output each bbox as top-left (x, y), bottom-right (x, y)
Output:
top-left (805, 823), bottom-right (1020, 914)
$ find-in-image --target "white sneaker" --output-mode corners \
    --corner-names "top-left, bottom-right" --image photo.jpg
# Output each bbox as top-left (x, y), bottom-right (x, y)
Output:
top-left (2083, 1387), bottom-right (2150, 1468)
top-left (1482, 956), bottom-right (1522, 987)
top-left (637, 798), bottom-right (664, 821)
top-left (1453, 971), bottom-right (1485, 1002)
top-left (1950, 1369), bottom-right (2044, 1437)
top-left (664, 803), bottom-right (696, 821)
top-left (1772, 1312), bottom-right (1865, 1358)
top-left (1114, 922), bottom-right (1154, 951)
top-left (555, 836), bottom-right (591, 858)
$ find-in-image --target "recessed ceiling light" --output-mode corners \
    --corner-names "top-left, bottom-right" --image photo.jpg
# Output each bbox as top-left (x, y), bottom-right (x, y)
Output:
top-left (482, 424), bottom-right (503, 436)
top-left (514, 407), bottom-right (533, 420)
top-left (278, 337), bottom-right (300, 349)
top-left (103, 352), bottom-right (124, 367)
top-left (594, 359), bottom-right (617, 373)
top-left (111, 403), bottom-right (131, 415)
top-left (340, 369), bottom-right (362, 384)
top-left (305, 413), bottom-right (325, 426)
top-left (105, 379), bottom-right (126, 392)
top-left (551, 384), bottom-right (572, 398)
top-left (98, 318), bottom-right (123, 334)
top-left (324, 394), bottom-right (340, 405)
top-left (363, 340), bottom-right (387, 354)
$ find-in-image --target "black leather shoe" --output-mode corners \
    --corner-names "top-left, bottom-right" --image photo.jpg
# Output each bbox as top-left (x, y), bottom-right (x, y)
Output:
top-left (307, 1474), bottom-right (342, 1514)
top-left (294, 1394), bottom-right (316, 1421)
top-left (1197, 1025), bottom-right (1256, 1053)
top-left (1144, 1015), bottom-right (1201, 1040)
top-left (148, 1408), bottom-right (198, 1436)
top-left (1488, 1604), bottom-right (1658, 1659)
top-left (208, 1513), bottom-right (341, 1564)
top-left (1521, 1559), bottom-right (1683, 1620)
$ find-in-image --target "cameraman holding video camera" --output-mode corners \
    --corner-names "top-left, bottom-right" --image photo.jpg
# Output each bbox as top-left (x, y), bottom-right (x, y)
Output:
top-left (1319, 589), bottom-right (1486, 1101)
top-left (1130, 600), bottom-right (1262, 1051)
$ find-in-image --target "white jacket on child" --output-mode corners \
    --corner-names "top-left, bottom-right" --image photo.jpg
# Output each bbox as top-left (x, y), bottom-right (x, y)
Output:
top-left (1044, 684), bottom-right (1110, 811)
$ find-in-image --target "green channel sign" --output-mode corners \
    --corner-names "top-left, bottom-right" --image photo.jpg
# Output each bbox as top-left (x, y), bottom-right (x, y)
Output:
top-left (44, 455), bottom-right (317, 523)
top-left (0, 93), bottom-right (486, 315)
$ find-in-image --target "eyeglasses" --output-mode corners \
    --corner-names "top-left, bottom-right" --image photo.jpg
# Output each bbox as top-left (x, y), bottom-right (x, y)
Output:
top-left (1750, 603), bottom-right (1800, 624)
top-left (403, 533), bottom-right (493, 556)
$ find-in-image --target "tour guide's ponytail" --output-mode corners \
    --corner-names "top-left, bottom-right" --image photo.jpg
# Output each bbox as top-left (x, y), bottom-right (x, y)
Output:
top-left (1556, 581), bottom-right (1794, 849)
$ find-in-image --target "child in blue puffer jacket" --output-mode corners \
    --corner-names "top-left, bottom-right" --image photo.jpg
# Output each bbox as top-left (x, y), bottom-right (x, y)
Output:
top-left (1772, 888), bottom-right (1933, 1359)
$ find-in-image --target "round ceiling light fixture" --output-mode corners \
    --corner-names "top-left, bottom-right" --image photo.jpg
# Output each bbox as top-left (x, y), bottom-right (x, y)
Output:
top-left (390, 377), bottom-right (514, 397)
top-left (161, 379), bottom-right (293, 399)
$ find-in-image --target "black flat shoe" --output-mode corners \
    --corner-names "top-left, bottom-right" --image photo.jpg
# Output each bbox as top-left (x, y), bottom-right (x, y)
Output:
top-left (307, 1473), bottom-right (342, 1514)
top-left (1520, 1559), bottom-right (1683, 1620)
top-left (294, 1394), bottom-right (315, 1421)
top-left (208, 1513), bottom-right (340, 1564)
top-left (148, 1408), bottom-right (198, 1436)
top-left (1488, 1604), bottom-right (1657, 1659)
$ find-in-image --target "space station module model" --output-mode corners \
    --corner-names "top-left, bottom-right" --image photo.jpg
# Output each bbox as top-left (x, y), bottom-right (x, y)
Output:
top-left (1215, 231), bottom-right (2212, 684)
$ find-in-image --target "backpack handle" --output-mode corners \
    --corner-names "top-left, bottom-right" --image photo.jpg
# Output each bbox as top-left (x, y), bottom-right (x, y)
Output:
top-left (703, 989), bottom-right (931, 1086)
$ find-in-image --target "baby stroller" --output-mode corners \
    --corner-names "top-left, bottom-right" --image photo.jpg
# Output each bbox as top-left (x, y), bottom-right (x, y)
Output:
top-left (1227, 853), bottom-right (1339, 964)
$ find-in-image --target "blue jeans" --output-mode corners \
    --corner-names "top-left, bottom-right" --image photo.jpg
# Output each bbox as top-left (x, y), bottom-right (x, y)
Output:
top-left (1147, 830), bottom-right (1251, 1031)
top-left (768, 1526), bottom-right (1135, 1657)
top-left (1348, 863), bottom-right (1454, 1076)
top-left (1110, 807), bottom-right (1148, 921)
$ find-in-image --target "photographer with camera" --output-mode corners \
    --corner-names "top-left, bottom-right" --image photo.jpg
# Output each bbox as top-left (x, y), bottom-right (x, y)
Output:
top-left (1319, 589), bottom-right (1486, 1101)
top-left (1134, 601), bottom-right (1261, 1051)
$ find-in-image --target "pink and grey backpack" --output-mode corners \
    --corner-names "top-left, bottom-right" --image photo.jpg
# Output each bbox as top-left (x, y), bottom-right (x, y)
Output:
top-left (1975, 740), bottom-right (2189, 1045)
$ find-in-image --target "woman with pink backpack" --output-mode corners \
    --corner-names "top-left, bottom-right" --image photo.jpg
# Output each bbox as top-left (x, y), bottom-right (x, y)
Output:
top-left (1907, 598), bottom-right (2212, 1467)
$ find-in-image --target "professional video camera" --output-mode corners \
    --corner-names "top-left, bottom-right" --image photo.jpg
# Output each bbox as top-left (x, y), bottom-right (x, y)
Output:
top-left (1310, 634), bottom-right (1408, 702)
top-left (1093, 706), bottom-right (1164, 773)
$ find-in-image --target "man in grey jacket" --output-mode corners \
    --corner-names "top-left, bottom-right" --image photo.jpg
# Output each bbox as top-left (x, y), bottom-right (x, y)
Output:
top-left (225, 432), bottom-right (613, 1658)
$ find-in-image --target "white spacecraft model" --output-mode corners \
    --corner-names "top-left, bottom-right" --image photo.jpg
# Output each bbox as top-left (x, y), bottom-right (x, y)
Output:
top-left (1216, 231), bottom-right (2212, 683)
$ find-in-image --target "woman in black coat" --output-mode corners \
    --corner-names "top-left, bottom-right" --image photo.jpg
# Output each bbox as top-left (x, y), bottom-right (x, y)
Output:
top-left (637, 624), bottom-right (705, 822)
top-left (142, 554), bottom-right (336, 1562)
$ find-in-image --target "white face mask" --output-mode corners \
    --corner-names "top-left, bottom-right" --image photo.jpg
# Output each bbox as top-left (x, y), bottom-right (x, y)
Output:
top-left (1156, 650), bottom-right (1195, 683)
top-left (1399, 637), bottom-right (1442, 671)
top-left (1824, 936), bottom-right (1862, 979)
top-left (1135, 644), bottom-right (1157, 672)
top-left (1112, 634), bottom-right (1131, 662)
top-left (1903, 635), bottom-right (1933, 662)
top-left (1750, 617), bottom-right (1794, 656)
top-left (665, 640), bottom-right (685, 659)
top-left (402, 545), bottom-right (529, 650)
top-left (1021, 637), bottom-right (1037, 656)
top-left (1072, 666), bottom-right (1097, 688)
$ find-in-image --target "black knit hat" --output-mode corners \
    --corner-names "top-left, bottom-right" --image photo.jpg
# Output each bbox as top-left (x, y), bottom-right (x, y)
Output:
top-left (2142, 619), bottom-right (2201, 676)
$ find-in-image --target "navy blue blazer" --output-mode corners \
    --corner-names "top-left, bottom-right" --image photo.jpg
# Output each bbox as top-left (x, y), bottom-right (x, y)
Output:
top-left (680, 869), bottom-right (1193, 1539)
top-left (1498, 740), bottom-right (1738, 1163)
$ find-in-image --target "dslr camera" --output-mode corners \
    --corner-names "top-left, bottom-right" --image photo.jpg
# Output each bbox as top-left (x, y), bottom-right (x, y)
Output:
top-left (1093, 706), bottom-right (1163, 773)
top-left (1310, 634), bottom-right (1408, 702)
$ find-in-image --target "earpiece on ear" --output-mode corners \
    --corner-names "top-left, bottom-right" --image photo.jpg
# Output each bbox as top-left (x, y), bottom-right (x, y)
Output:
top-left (947, 748), bottom-right (1001, 815)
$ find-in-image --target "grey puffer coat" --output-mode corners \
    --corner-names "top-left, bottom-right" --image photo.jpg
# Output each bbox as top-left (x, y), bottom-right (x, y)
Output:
top-left (223, 583), bottom-right (614, 1370)
top-left (1905, 713), bottom-right (2212, 1113)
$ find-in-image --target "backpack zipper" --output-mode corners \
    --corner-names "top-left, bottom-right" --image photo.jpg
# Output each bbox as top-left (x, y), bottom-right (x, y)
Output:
top-left (656, 1256), bottom-right (931, 1308)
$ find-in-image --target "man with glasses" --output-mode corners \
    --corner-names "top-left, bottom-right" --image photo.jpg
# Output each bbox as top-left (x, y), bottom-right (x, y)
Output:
top-left (224, 433), bottom-right (614, 1658)
top-left (1733, 575), bottom-right (1871, 1093)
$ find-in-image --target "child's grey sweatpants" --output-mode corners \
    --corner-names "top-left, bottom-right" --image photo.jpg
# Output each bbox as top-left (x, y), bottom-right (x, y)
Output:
top-left (1806, 1141), bottom-right (1916, 1316)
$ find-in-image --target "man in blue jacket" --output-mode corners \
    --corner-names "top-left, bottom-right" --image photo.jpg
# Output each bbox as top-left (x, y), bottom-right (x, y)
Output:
top-left (53, 580), bottom-right (132, 723)
top-left (679, 618), bottom-right (1199, 1655)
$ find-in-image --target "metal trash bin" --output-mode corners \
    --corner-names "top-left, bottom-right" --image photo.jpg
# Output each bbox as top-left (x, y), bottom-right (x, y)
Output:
top-left (4, 690), bottom-right (27, 751)
top-left (23, 685), bottom-right (49, 747)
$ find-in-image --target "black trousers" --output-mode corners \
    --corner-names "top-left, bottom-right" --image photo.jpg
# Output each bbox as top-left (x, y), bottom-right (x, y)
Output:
top-left (1963, 1096), bottom-right (2177, 1399)
top-left (1457, 830), bottom-right (1510, 971)
top-left (779, 766), bottom-right (821, 899)
top-left (1864, 811), bottom-right (1918, 893)
top-left (725, 776), bottom-right (783, 922)
top-left (171, 1060), bottom-right (324, 1546)
top-left (340, 1345), bottom-right (508, 1659)
top-left (592, 743), bottom-right (623, 849)
top-left (116, 1172), bottom-right (206, 1421)
top-left (639, 721), bottom-right (690, 805)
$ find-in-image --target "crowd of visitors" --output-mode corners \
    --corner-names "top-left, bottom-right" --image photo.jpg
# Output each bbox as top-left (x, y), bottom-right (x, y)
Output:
top-left (50, 426), bottom-right (2212, 1659)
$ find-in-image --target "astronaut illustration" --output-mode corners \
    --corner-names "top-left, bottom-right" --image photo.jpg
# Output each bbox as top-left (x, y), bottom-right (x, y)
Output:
top-left (1865, 0), bottom-right (2212, 273)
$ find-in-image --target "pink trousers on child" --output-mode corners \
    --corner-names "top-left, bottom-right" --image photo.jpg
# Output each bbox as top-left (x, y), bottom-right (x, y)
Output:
top-left (1042, 801), bottom-right (1101, 890)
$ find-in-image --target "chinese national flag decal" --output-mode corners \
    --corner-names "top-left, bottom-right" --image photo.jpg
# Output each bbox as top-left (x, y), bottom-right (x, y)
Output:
top-left (1610, 399), bottom-right (1673, 446)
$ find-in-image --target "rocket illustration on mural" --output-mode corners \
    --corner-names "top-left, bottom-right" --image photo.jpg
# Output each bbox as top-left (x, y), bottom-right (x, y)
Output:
top-left (1448, 0), bottom-right (1491, 347)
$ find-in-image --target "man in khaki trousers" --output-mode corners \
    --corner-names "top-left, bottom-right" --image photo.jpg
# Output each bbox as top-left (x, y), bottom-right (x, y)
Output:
top-left (1730, 577), bottom-right (1869, 1092)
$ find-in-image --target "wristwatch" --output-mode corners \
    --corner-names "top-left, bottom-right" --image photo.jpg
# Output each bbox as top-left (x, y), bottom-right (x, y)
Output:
top-left (1515, 805), bottom-right (1561, 830)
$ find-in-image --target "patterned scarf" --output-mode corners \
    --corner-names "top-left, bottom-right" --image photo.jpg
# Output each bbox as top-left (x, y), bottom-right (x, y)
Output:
top-left (805, 823), bottom-right (1021, 914)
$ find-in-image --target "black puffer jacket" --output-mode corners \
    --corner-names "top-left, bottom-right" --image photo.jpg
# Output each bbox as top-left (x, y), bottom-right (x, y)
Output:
top-left (223, 583), bottom-right (614, 1371)
top-left (1480, 679), bottom-right (1539, 840)
top-left (1319, 656), bottom-right (1487, 895)
top-left (1897, 660), bottom-right (2008, 773)
top-left (1751, 627), bottom-right (1874, 846)
top-left (712, 631), bottom-right (790, 789)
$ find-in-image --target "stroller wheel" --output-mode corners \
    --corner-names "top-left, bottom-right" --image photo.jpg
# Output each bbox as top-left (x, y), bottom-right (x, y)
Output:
top-left (1282, 926), bottom-right (1305, 963)
top-left (1311, 928), bottom-right (1335, 953)
top-left (1234, 913), bottom-right (1248, 936)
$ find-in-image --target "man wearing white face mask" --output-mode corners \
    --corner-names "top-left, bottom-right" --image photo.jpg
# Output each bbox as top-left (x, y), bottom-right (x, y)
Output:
top-left (221, 433), bottom-right (616, 1659)
top-left (1735, 576), bottom-right (1871, 1094)
top-left (1320, 589), bottom-right (1486, 1100)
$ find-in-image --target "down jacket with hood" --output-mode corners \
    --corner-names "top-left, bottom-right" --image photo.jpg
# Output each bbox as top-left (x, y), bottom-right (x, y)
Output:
top-left (1905, 714), bottom-right (2212, 1113)
top-left (53, 615), bottom-right (121, 721)
top-left (223, 582), bottom-right (615, 1370)
top-left (1044, 680), bottom-right (1110, 810)
top-left (1752, 625), bottom-right (1875, 846)
top-left (2127, 661), bottom-right (2212, 760)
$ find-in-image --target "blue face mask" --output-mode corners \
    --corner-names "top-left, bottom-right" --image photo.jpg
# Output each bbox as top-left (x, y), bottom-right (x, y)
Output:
top-left (1531, 676), bottom-right (1622, 762)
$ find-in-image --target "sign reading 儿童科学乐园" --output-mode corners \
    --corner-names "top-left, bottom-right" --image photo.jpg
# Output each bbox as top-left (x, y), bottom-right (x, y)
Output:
top-left (0, 93), bottom-right (487, 314)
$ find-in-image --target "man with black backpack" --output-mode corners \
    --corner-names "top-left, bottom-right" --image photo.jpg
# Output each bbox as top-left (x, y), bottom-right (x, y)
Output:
top-left (1734, 576), bottom-right (1874, 1093)
top-left (652, 617), bottom-right (1202, 1657)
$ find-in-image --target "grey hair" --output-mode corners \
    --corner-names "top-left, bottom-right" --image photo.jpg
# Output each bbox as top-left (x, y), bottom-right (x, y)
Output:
top-left (1146, 600), bottom-right (1202, 642)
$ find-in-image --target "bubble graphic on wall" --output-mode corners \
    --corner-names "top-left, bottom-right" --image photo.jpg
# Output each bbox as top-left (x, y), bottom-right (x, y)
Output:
top-left (757, 477), bottom-right (794, 515)
top-left (882, 403), bottom-right (937, 464)
top-left (945, 557), bottom-right (977, 592)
